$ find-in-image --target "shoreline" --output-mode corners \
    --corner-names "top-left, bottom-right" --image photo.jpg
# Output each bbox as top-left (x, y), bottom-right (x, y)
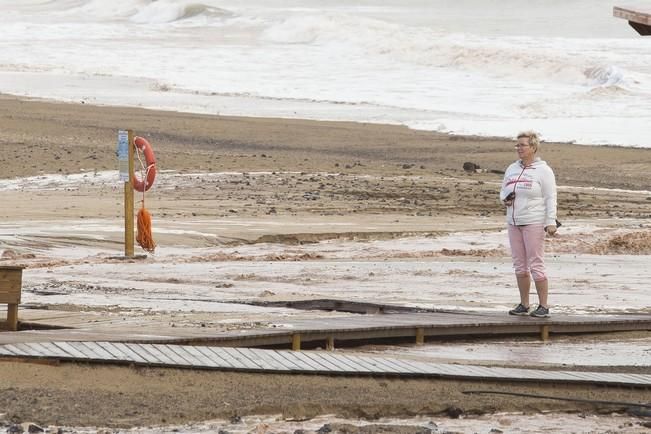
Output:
top-left (0, 92), bottom-right (643, 150)
top-left (2, 93), bottom-right (651, 189)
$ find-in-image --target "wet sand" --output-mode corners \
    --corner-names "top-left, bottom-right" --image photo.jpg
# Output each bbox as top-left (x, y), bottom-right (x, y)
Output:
top-left (0, 361), bottom-right (648, 429)
top-left (0, 95), bottom-right (650, 431)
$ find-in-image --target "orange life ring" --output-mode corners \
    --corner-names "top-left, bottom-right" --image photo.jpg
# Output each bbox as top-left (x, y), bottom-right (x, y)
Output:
top-left (132, 136), bottom-right (156, 192)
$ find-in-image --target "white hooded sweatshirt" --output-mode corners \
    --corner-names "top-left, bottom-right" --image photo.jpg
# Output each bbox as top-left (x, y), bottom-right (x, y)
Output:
top-left (499, 157), bottom-right (557, 227)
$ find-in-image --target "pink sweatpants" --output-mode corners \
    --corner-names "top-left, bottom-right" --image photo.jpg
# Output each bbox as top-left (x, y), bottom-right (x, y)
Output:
top-left (507, 223), bottom-right (547, 281)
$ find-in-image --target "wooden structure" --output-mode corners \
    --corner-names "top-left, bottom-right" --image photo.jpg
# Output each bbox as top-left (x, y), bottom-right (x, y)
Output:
top-left (1, 341), bottom-right (649, 388)
top-left (1, 309), bottom-right (649, 349)
top-left (0, 266), bottom-right (24, 331)
top-left (166, 312), bottom-right (651, 350)
top-left (614, 5), bottom-right (651, 35)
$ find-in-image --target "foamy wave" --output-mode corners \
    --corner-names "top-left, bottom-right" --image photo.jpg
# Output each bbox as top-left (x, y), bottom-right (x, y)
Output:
top-left (584, 65), bottom-right (625, 86)
top-left (260, 13), bottom-right (612, 86)
top-left (130, 2), bottom-right (231, 24)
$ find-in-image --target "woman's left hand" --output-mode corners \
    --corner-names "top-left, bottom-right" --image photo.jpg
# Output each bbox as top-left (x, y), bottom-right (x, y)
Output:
top-left (545, 225), bottom-right (557, 236)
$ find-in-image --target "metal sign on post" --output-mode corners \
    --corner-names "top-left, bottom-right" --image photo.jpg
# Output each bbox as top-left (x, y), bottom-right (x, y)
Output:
top-left (117, 129), bottom-right (129, 181)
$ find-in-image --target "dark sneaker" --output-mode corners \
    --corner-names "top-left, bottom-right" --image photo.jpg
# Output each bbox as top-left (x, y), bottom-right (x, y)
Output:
top-left (508, 303), bottom-right (530, 316)
top-left (530, 305), bottom-right (550, 318)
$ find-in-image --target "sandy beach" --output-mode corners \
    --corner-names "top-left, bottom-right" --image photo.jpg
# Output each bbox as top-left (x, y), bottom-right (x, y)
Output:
top-left (0, 95), bottom-right (650, 433)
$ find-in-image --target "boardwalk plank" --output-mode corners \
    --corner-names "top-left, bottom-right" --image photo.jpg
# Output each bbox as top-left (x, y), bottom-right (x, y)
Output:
top-left (96, 342), bottom-right (130, 360)
top-left (52, 341), bottom-right (91, 359)
top-left (266, 350), bottom-right (305, 371)
top-left (337, 354), bottom-right (385, 373)
top-left (290, 351), bottom-right (335, 372)
top-left (394, 359), bottom-right (442, 375)
top-left (619, 373), bottom-right (651, 385)
top-left (33, 342), bottom-right (74, 359)
top-left (369, 357), bottom-right (416, 374)
top-left (378, 357), bottom-right (422, 374)
top-left (143, 344), bottom-right (183, 365)
top-left (237, 348), bottom-right (285, 371)
top-left (195, 346), bottom-right (233, 368)
top-left (207, 347), bottom-right (253, 370)
top-left (108, 342), bottom-right (149, 364)
top-left (123, 343), bottom-right (163, 364)
top-left (258, 348), bottom-right (301, 371)
top-left (70, 341), bottom-right (113, 361)
top-left (278, 350), bottom-right (320, 372)
top-left (6, 343), bottom-right (45, 357)
top-left (300, 351), bottom-right (342, 372)
top-left (143, 343), bottom-right (184, 365)
top-left (220, 347), bottom-right (262, 371)
top-left (427, 363), bottom-right (471, 377)
top-left (151, 344), bottom-right (193, 366)
top-left (185, 346), bottom-right (224, 368)
top-left (78, 341), bottom-right (118, 361)
top-left (319, 353), bottom-right (357, 372)
top-left (0, 345), bottom-right (17, 356)
top-left (165, 345), bottom-right (202, 366)
top-left (360, 356), bottom-right (405, 374)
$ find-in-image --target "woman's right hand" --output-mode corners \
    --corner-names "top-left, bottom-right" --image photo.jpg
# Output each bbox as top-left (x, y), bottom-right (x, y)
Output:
top-left (503, 192), bottom-right (515, 207)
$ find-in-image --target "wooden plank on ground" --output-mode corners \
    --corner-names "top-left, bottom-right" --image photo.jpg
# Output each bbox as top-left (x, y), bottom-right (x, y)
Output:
top-left (185, 346), bottom-right (223, 368)
top-left (123, 343), bottom-right (162, 364)
top-left (96, 342), bottom-right (130, 360)
top-left (279, 350), bottom-right (321, 372)
top-left (207, 347), bottom-right (254, 370)
top-left (359, 356), bottom-right (405, 374)
top-left (78, 341), bottom-right (118, 361)
top-left (194, 346), bottom-right (233, 368)
top-left (220, 347), bottom-right (263, 371)
top-left (299, 351), bottom-right (342, 372)
top-left (6, 343), bottom-right (44, 357)
top-left (164, 345), bottom-right (200, 366)
top-left (140, 344), bottom-right (181, 366)
top-left (237, 347), bottom-right (286, 371)
top-left (266, 349), bottom-right (304, 371)
top-left (149, 344), bottom-right (192, 366)
top-left (316, 352), bottom-right (363, 372)
top-left (33, 342), bottom-right (73, 359)
top-left (108, 342), bottom-right (149, 364)
top-left (290, 350), bottom-right (335, 372)
top-left (51, 341), bottom-right (88, 359)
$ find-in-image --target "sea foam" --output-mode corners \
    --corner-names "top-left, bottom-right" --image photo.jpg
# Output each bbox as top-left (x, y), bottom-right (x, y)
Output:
top-left (0, 0), bottom-right (649, 146)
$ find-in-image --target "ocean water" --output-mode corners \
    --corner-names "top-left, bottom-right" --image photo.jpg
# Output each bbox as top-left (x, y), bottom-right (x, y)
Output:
top-left (0, 0), bottom-right (650, 146)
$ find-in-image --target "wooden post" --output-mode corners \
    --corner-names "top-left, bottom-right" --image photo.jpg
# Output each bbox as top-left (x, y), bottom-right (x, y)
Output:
top-left (540, 325), bottom-right (550, 342)
top-left (124, 130), bottom-right (135, 257)
top-left (416, 327), bottom-right (425, 345)
top-left (292, 334), bottom-right (301, 351)
top-left (7, 305), bottom-right (18, 331)
top-left (0, 266), bottom-right (23, 331)
top-left (326, 336), bottom-right (335, 351)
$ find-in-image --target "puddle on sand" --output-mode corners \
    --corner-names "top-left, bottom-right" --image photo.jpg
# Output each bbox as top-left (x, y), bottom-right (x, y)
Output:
top-left (58, 413), bottom-right (651, 433)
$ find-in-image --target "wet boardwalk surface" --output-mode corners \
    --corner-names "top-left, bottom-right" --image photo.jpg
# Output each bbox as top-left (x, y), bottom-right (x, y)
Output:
top-left (0, 309), bottom-right (649, 348)
top-left (1, 341), bottom-right (650, 388)
top-left (1, 308), bottom-right (649, 387)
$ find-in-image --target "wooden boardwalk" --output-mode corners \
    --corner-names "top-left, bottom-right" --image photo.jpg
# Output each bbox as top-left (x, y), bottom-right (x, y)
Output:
top-left (614, 5), bottom-right (651, 35)
top-left (1, 341), bottom-right (650, 388)
top-left (1, 310), bottom-right (649, 349)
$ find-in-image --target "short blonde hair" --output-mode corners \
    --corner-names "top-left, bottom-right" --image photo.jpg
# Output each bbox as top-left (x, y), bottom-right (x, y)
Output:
top-left (517, 130), bottom-right (540, 152)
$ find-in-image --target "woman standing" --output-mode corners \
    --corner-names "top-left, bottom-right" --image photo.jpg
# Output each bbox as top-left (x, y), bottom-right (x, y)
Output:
top-left (500, 131), bottom-right (557, 318)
